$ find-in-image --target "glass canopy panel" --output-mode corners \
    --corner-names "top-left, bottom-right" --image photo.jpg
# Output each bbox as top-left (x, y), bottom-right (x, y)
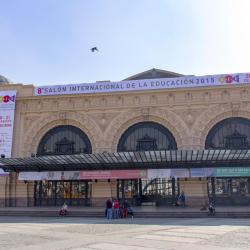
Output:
top-left (144, 152), bottom-right (152, 162)
top-left (191, 151), bottom-right (198, 161)
top-left (186, 151), bottom-right (192, 161)
top-left (176, 150), bottom-right (182, 161)
top-left (149, 151), bottom-right (157, 162)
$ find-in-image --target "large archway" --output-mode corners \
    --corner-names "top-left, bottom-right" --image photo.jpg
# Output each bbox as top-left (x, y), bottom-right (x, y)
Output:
top-left (117, 121), bottom-right (177, 152)
top-left (35, 125), bottom-right (92, 206)
top-left (37, 125), bottom-right (92, 156)
top-left (117, 121), bottom-right (178, 206)
top-left (205, 117), bottom-right (250, 205)
top-left (205, 117), bottom-right (250, 149)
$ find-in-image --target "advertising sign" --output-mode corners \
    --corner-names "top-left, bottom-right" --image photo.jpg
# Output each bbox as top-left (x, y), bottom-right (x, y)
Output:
top-left (18, 167), bottom-right (250, 180)
top-left (214, 167), bottom-right (250, 177)
top-left (18, 171), bottom-right (79, 180)
top-left (0, 90), bottom-right (16, 175)
top-left (148, 169), bottom-right (171, 178)
top-left (171, 169), bottom-right (190, 178)
top-left (34, 73), bottom-right (250, 96)
top-left (19, 169), bottom-right (148, 180)
top-left (191, 168), bottom-right (214, 177)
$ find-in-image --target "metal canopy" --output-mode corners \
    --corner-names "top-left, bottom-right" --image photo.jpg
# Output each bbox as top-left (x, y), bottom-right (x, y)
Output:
top-left (1, 149), bottom-right (250, 172)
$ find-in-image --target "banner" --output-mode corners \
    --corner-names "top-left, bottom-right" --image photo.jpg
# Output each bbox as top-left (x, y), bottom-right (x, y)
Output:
top-left (18, 167), bottom-right (250, 180)
top-left (18, 171), bottom-right (80, 180)
top-left (171, 169), bottom-right (190, 178)
top-left (0, 90), bottom-right (16, 175)
top-left (191, 168), bottom-right (214, 177)
top-left (34, 73), bottom-right (250, 96)
top-left (214, 167), bottom-right (250, 177)
top-left (148, 169), bottom-right (171, 178)
top-left (19, 169), bottom-right (148, 180)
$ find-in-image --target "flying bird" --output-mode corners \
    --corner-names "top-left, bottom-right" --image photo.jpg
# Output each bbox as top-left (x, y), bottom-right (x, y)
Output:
top-left (91, 47), bottom-right (98, 52)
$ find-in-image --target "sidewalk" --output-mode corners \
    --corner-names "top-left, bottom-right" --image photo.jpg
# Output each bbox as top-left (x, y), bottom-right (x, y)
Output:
top-left (0, 205), bottom-right (249, 212)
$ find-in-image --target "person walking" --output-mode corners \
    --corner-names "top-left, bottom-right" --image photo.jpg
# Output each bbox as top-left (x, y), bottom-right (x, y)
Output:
top-left (106, 198), bottom-right (113, 219)
top-left (122, 199), bottom-right (129, 218)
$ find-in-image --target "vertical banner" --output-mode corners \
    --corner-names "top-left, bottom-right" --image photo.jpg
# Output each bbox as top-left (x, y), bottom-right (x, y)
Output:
top-left (0, 90), bottom-right (16, 175)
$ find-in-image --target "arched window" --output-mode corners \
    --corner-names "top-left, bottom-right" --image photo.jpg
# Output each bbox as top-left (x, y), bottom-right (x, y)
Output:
top-left (37, 125), bottom-right (92, 156)
top-left (205, 117), bottom-right (250, 149)
top-left (117, 122), bottom-right (177, 152)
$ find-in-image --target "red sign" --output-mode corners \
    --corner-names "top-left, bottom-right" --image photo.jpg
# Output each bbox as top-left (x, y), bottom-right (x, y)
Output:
top-left (79, 169), bottom-right (147, 179)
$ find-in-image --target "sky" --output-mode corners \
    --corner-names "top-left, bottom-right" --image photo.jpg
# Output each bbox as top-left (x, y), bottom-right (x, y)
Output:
top-left (0, 0), bottom-right (250, 86)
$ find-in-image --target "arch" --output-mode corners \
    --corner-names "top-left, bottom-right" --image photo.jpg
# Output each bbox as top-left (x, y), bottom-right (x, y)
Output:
top-left (205, 117), bottom-right (250, 149)
top-left (23, 112), bottom-right (102, 155)
top-left (104, 108), bottom-right (188, 151)
top-left (37, 125), bottom-right (92, 155)
top-left (192, 102), bottom-right (250, 148)
top-left (117, 121), bottom-right (177, 151)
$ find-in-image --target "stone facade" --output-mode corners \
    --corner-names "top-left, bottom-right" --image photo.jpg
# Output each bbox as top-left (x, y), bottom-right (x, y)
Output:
top-left (1, 71), bottom-right (250, 207)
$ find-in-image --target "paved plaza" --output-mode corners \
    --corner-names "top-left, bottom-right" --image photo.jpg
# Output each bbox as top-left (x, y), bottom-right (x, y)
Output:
top-left (0, 217), bottom-right (250, 250)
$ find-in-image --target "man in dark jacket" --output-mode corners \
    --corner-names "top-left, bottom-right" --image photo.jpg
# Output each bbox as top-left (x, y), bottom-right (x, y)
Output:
top-left (106, 199), bottom-right (113, 219)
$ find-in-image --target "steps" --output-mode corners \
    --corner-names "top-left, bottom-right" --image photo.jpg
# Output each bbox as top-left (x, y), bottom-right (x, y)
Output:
top-left (0, 209), bottom-right (250, 218)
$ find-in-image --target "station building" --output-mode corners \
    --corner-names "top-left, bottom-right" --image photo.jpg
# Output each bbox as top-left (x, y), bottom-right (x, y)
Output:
top-left (1, 69), bottom-right (250, 207)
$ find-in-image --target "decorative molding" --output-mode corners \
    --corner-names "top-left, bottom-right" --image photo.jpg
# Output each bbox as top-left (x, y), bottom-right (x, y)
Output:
top-left (23, 112), bottom-right (103, 155)
top-left (193, 103), bottom-right (250, 148)
top-left (104, 108), bottom-right (189, 151)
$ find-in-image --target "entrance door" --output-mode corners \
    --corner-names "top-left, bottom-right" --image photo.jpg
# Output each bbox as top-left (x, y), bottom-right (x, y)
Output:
top-left (34, 180), bottom-right (91, 206)
top-left (208, 177), bottom-right (250, 205)
top-left (117, 178), bottom-right (178, 206)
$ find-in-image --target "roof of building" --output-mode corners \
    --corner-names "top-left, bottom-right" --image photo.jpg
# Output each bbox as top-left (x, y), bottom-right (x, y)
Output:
top-left (0, 75), bottom-right (12, 85)
top-left (1, 149), bottom-right (250, 172)
top-left (123, 68), bottom-right (184, 81)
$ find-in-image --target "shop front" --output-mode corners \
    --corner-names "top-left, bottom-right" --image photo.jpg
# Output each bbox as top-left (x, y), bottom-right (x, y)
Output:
top-left (2, 149), bottom-right (250, 207)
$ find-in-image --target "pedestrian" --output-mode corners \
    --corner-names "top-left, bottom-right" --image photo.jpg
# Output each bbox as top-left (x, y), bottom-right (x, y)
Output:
top-left (208, 200), bottom-right (216, 216)
top-left (179, 191), bottom-right (186, 207)
top-left (128, 206), bottom-right (134, 219)
top-left (59, 202), bottom-right (68, 216)
top-left (113, 198), bottom-right (120, 219)
top-left (122, 199), bottom-right (129, 218)
top-left (106, 198), bottom-right (113, 219)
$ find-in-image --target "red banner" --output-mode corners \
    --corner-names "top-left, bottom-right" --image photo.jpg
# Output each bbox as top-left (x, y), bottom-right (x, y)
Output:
top-left (79, 169), bottom-right (147, 179)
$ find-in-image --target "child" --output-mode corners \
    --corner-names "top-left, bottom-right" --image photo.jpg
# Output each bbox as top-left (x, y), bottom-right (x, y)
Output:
top-left (59, 202), bottom-right (68, 216)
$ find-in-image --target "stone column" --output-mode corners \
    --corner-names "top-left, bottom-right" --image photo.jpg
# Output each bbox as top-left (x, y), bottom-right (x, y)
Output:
top-left (91, 179), bottom-right (117, 207)
top-left (179, 178), bottom-right (208, 207)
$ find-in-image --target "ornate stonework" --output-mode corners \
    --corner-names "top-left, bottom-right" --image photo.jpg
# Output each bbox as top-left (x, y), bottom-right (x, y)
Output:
top-left (12, 84), bottom-right (250, 155)
top-left (3, 80), bottom-right (250, 207)
top-left (23, 112), bottom-right (102, 156)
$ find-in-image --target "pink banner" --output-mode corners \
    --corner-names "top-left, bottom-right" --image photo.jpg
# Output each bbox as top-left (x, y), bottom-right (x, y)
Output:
top-left (79, 169), bottom-right (147, 179)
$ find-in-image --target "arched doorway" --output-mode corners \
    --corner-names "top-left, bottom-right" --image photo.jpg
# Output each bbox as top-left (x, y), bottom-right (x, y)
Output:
top-left (205, 117), bottom-right (250, 205)
top-left (117, 122), bottom-right (178, 206)
top-left (34, 125), bottom-right (92, 206)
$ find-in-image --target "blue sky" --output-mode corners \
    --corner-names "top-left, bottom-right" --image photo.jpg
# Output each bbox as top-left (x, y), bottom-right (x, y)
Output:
top-left (1, 0), bottom-right (250, 85)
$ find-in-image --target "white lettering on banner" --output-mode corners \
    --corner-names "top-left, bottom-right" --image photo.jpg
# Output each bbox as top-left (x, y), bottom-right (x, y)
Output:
top-left (148, 169), bottom-right (171, 178)
top-left (18, 168), bottom-right (214, 180)
top-left (34, 73), bottom-right (250, 96)
top-left (0, 91), bottom-right (16, 175)
top-left (18, 171), bottom-right (78, 181)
